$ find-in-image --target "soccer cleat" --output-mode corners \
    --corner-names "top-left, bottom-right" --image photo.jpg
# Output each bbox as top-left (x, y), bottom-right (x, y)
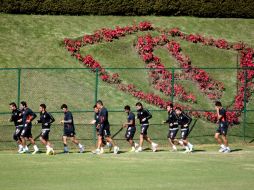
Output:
top-left (134, 143), bottom-right (139, 148)
top-left (151, 143), bottom-right (158, 152)
top-left (113, 146), bottom-right (119, 154)
top-left (188, 144), bottom-right (194, 152)
top-left (135, 146), bottom-right (142, 153)
top-left (183, 149), bottom-right (190, 153)
top-left (100, 147), bottom-right (104, 154)
top-left (218, 147), bottom-right (226, 153)
top-left (172, 145), bottom-right (177, 151)
top-left (46, 148), bottom-right (51, 155)
top-left (32, 149), bottom-right (39, 155)
top-left (129, 147), bottom-right (136, 152)
top-left (92, 148), bottom-right (101, 155)
top-left (107, 142), bottom-right (113, 152)
top-left (223, 148), bottom-right (231, 153)
top-left (79, 146), bottom-right (84, 153)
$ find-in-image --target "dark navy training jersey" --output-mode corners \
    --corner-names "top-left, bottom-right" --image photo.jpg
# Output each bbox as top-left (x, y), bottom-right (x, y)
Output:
top-left (177, 112), bottom-right (192, 127)
top-left (63, 111), bottom-right (75, 130)
top-left (10, 109), bottom-right (23, 127)
top-left (94, 112), bottom-right (99, 126)
top-left (38, 111), bottom-right (55, 129)
top-left (127, 112), bottom-right (135, 127)
top-left (165, 110), bottom-right (178, 127)
top-left (218, 108), bottom-right (227, 123)
top-left (22, 108), bottom-right (37, 127)
top-left (137, 108), bottom-right (152, 124)
top-left (98, 107), bottom-right (110, 127)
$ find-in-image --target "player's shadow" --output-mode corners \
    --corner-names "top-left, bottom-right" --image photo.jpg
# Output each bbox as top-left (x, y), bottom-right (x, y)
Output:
top-left (230, 148), bottom-right (242, 152)
top-left (192, 149), bottom-right (206, 152)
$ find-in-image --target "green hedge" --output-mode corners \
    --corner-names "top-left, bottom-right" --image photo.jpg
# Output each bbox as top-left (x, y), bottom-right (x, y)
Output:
top-left (0, 0), bottom-right (253, 18)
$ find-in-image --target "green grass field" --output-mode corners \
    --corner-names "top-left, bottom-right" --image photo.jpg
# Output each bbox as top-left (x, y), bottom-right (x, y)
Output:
top-left (0, 14), bottom-right (254, 190)
top-left (0, 144), bottom-right (254, 190)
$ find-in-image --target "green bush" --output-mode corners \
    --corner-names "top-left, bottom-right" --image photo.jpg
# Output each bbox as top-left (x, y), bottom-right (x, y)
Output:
top-left (0, 0), bottom-right (253, 18)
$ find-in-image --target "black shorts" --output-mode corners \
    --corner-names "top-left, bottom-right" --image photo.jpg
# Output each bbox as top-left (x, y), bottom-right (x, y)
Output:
top-left (216, 122), bottom-right (228, 136)
top-left (63, 129), bottom-right (76, 137)
top-left (13, 126), bottom-right (23, 141)
top-left (98, 125), bottom-right (111, 137)
top-left (125, 126), bottom-right (136, 140)
top-left (140, 124), bottom-right (149, 135)
top-left (167, 127), bottom-right (179, 139)
top-left (180, 128), bottom-right (189, 140)
top-left (21, 127), bottom-right (32, 138)
top-left (41, 129), bottom-right (50, 140)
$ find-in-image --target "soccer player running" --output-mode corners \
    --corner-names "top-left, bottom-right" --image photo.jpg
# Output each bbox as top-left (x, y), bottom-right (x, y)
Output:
top-left (214, 101), bottom-right (230, 153)
top-left (9, 102), bottom-right (24, 153)
top-left (135, 102), bottom-right (158, 152)
top-left (19, 101), bottom-right (39, 154)
top-left (90, 104), bottom-right (108, 154)
top-left (123, 105), bottom-right (138, 152)
top-left (163, 103), bottom-right (179, 151)
top-left (36, 104), bottom-right (55, 155)
top-left (94, 100), bottom-right (119, 154)
top-left (175, 107), bottom-right (194, 153)
top-left (60, 104), bottom-right (84, 153)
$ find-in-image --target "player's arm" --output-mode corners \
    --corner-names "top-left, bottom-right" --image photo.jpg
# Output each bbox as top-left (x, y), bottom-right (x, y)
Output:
top-left (142, 109), bottom-right (152, 122)
top-left (61, 112), bottom-right (73, 124)
top-left (48, 113), bottom-right (55, 124)
top-left (183, 112), bottom-right (192, 127)
top-left (123, 119), bottom-right (134, 127)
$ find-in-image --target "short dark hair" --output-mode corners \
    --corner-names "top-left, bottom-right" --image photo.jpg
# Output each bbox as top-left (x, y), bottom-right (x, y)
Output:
top-left (135, 102), bottom-right (143, 107)
top-left (175, 107), bottom-right (182, 111)
top-left (9, 102), bottom-right (17, 108)
top-left (124, 105), bottom-right (130, 110)
top-left (168, 103), bottom-right (173, 108)
top-left (96, 100), bottom-right (103, 106)
top-left (215, 101), bottom-right (222, 107)
top-left (20, 101), bottom-right (27, 107)
top-left (93, 104), bottom-right (97, 108)
top-left (40, 104), bottom-right (46, 109)
top-left (61, 104), bottom-right (68, 109)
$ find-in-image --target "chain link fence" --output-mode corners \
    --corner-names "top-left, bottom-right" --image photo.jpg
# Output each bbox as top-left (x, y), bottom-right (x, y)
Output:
top-left (0, 67), bottom-right (253, 150)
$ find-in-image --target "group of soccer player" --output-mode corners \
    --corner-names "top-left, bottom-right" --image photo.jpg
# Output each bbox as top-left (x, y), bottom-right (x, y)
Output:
top-left (9, 99), bottom-right (230, 155)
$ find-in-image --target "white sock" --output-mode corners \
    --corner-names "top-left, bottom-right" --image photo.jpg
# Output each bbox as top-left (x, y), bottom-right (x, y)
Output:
top-left (46, 145), bottom-right (50, 150)
top-left (152, 142), bottom-right (157, 146)
top-left (33, 145), bottom-right (39, 151)
top-left (25, 146), bottom-right (29, 151)
top-left (78, 143), bottom-right (83, 148)
top-left (18, 144), bottom-right (23, 149)
top-left (221, 144), bottom-right (226, 149)
top-left (226, 146), bottom-right (230, 150)
top-left (172, 145), bottom-right (177, 149)
top-left (185, 146), bottom-right (189, 151)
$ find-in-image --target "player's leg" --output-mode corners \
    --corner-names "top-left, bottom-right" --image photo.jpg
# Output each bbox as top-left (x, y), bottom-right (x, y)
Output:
top-left (26, 127), bottom-right (39, 154)
top-left (104, 127), bottom-right (119, 154)
top-left (19, 128), bottom-right (30, 153)
top-left (62, 135), bottom-right (69, 153)
top-left (70, 135), bottom-right (84, 153)
top-left (181, 129), bottom-right (190, 153)
top-left (168, 129), bottom-right (178, 151)
top-left (215, 127), bottom-right (227, 152)
top-left (13, 128), bottom-right (23, 153)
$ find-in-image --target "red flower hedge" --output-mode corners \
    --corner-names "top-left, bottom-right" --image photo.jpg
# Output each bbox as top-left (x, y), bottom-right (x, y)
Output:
top-left (63, 21), bottom-right (254, 125)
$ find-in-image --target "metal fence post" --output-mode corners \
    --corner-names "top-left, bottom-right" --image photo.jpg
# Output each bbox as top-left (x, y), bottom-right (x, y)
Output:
top-left (17, 68), bottom-right (21, 107)
top-left (243, 68), bottom-right (248, 142)
top-left (93, 68), bottom-right (99, 145)
top-left (171, 68), bottom-right (175, 103)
